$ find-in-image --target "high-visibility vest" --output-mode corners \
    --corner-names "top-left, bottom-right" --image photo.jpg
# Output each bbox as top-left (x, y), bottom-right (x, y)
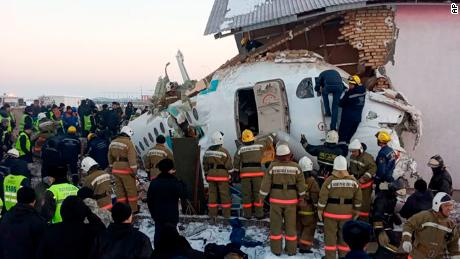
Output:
top-left (83, 115), bottom-right (92, 131)
top-left (49, 112), bottom-right (64, 131)
top-left (15, 131), bottom-right (31, 156)
top-left (48, 183), bottom-right (79, 223)
top-left (0, 198), bottom-right (3, 219)
top-left (19, 114), bottom-right (30, 131)
top-left (0, 114), bottom-right (12, 133)
top-left (3, 174), bottom-right (27, 211)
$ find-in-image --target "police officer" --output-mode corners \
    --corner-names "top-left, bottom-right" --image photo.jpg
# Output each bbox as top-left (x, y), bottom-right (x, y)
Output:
top-left (0, 118), bottom-right (12, 160)
top-left (427, 154), bottom-right (453, 195)
top-left (19, 106), bottom-right (34, 132)
top-left (259, 144), bottom-right (306, 256)
top-left (374, 131), bottom-right (396, 191)
top-left (15, 124), bottom-right (33, 163)
top-left (233, 129), bottom-right (267, 219)
top-left (318, 156), bottom-right (362, 259)
top-left (338, 75), bottom-right (366, 143)
top-left (1, 149), bottom-right (30, 212)
top-left (372, 180), bottom-right (404, 259)
top-left (58, 126), bottom-right (82, 185)
top-left (81, 157), bottom-right (113, 210)
top-left (301, 130), bottom-right (348, 186)
top-left (402, 192), bottom-right (460, 259)
top-left (0, 103), bottom-right (16, 134)
top-left (297, 156), bottom-right (320, 253)
top-left (143, 135), bottom-right (173, 180)
top-left (108, 126), bottom-right (138, 213)
top-left (203, 131), bottom-right (233, 218)
top-left (348, 139), bottom-right (376, 222)
top-left (159, 82), bottom-right (181, 110)
top-left (41, 166), bottom-right (79, 223)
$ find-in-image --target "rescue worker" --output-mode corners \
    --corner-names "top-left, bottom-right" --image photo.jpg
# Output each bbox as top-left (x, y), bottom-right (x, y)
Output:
top-left (297, 156), bottom-right (320, 253)
top-left (202, 131), bottom-right (233, 218)
top-left (159, 82), bottom-right (181, 110)
top-left (0, 148), bottom-right (30, 177)
top-left (33, 112), bottom-right (56, 158)
top-left (143, 135), bottom-right (174, 180)
top-left (374, 131), bottom-right (396, 191)
top-left (58, 126), bottom-right (82, 185)
top-left (19, 105), bottom-right (34, 132)
top-left (1, 149), bottom-right (30, 211)
top-left (62, 106), bottom-right (79, 132)
top-left (259, 144), bottom-right (306, 256)
top-left (427, 154), bottom-right (453, 195)
top-left (15, 124), bottom-right (33, 163)
top-left (0, 103), bottom-right (16, 134)
top-left (81, 156), bottom-right (113, 210)
top-left (315, 69), bottom-right (345, 130)
top-left (317, 156), bottom-right (362, 259)
top-left (348, 139), bottom-right (376, 222)
top-left (372, 180), bottom-right (404, 259)
top-left (0, 118), bottom-right (13, 160)
top-left (108, 126), bottom-right (138, 213)
top-left (86, 131), bottom-right (110, 170)
top-left (338, 75), bottom-right (366, 143)
top-left (240, 37), bottom-right (263, 52)
top-left (301, 130), bottom-right (348, 186)
top-left (40, 166), bottom-right (79, 223)
top-left (402, 192), bottom-right (460, 259)
top-left (233, 129), bottom-right (267, 219)
top-left (81, 108), bottom-right (95, 138)
top-left (48, 104), bottom-right (64, 134)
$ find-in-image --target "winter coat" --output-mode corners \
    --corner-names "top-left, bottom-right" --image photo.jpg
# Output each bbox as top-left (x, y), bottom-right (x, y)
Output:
top-left (375, 145), bottom-right (396, 185)
top-left (87, 136), bottom-right (110, 169)
top-left (37, 212), bottom-right (105, 259)
top-left (428, 168), bottom-right (453, 195)
top-left (344, 250), bottom-right (372, 259)
top-left (339, 85), bottom-right (366, 122)
top-left (0, 203), bottom-right (47, 259)
top-left (152, 229), bottom-right (204, 259)
top-left (399, 190), bottom-right (433, 219)
top-left (83, 198), bottom-right (113, 227)
top-left (83, 169), bottom-right (112, 209)
top-left (90, 223), bottom-right (152, 259)
top-left (108, 136), bottom-right (137, 173)
top-left (58, 133), bottom-right (81, 163)
top-left (0, 157), bottom-right (30, 177)
top-left (61, 112), bottom-right (79, 130)
top-left (143, 144), bottom-right (174, 180)
top-left (316, 69), bottom-right (344, 92)
top-left (147, 172), bottom-right (186, 224)
top-left (203, 145), bottom-right (232, 182)
top-left (372, 190), bottom-right (401, 253)
top-left (305, 143), bottom-right (348, 177)
top-left (41, 135), bottom-right (66, 177)
top-left (107, 110), bottom-right (120, 131)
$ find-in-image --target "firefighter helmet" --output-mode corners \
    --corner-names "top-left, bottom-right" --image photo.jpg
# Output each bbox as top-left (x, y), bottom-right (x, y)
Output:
top-left (81, 157), bottom-right (98, 172)
top-left (432, 192), bottom-right (453, 212)
top-left (211, 131), bottom-right (224, 146)
top-left (241, 129), bottom-right (255, 143)
top-left (299, 156), bottom-right (313, 172)
top-left (325, 130), bottom-right (339, 144)
top-left (376, 131), bottom-right (391, 143)
top-left (333, 155), bottom-right (348, 171)
top-left (276, 144), bottom-right (290, 156)
top-left (120, 126), bottom-right (134, 137)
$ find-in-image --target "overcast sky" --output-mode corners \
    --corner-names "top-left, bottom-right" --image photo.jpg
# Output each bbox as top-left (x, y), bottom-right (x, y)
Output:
top-left (0, 0), bottom-right (236, 98)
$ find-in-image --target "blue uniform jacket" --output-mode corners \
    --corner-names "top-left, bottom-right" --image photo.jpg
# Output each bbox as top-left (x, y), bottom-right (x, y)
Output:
top-left (339, 85), bottom-right (366, 122)
top-left (375, 145), bottom-right (395, 183)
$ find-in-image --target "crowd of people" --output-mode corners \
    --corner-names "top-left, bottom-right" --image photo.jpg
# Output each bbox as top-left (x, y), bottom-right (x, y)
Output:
top-left (0, 81), bottom-right (458, 259)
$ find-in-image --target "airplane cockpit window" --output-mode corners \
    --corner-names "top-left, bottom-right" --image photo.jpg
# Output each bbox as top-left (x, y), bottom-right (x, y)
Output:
top-left (153, 128), bottom-right (159, 137)
top-left (296, 78), bottom-right (315, 99)
top-left (160, 122), bottom-right (165, 133)
top-left (148, 132), bottom-right (155, 143)
top-left (143, 137), bottom-right (150, 147)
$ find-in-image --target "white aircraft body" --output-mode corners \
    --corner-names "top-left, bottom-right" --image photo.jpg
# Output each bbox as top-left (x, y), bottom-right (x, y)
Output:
top-left (129, 52), bottom-right (421, 181)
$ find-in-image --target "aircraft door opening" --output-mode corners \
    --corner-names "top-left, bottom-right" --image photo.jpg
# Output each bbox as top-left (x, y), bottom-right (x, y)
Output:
top-left (235, 88), bottom-right (259, 136)
top-left (253, 79), bottom-right (290, 135)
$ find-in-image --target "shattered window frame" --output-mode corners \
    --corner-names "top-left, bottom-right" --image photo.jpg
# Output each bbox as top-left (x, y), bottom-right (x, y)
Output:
top-left (296, 78), bottom-right (315, 99)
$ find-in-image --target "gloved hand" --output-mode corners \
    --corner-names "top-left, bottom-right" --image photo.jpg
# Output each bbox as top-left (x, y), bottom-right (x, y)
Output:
top-left (402, 241), bottom-right (412, 253)
top-left (317, 210), bottom-right (323, 221)
top-left (300, 134), bottom-right (308, 148)
top-left (378, 231), bottom-right (390, 247)
top-left (379, 182), bottom-right (389, 191)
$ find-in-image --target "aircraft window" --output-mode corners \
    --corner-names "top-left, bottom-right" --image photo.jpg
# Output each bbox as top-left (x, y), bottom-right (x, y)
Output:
top-left (154, 128), bottom-right (159, 137)
top-left (192, 108), bottom-right (199, 120)
top-left (185, 112), bottom-right (192, 122)
top-left (143, 137), bottom-right (150, 147)
top-left (138, 142), bottom-right (145, 151)
top-left (135, 146), bottom-right (141, 154)
top-left (296, 78), bottom-right (315, 99)
top-left (148, 133), bottom-right (154, 143)
top-left (160, 122), bottom-right (165, 133)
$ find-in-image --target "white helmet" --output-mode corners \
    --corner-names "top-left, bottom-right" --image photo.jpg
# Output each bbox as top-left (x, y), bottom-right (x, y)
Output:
top-left (276, 144), bottom-right (290, 156)
top-left (81, 157), bottom-right (98, 172)
top-left (432, 192), bottom-right (453, 212)
top-left (7, 148), bottom-right (19, 158)
top-left (333, 155), bottom-right (348, 171)
top-left (165, 82), bottom-right (174, 92)
top-left (136, 109), bottom-right (142, 115)
top-left (325, 130), bottom-right (339, 144)
top-left (120, 126), bottom-right (134, 137)
top-left (348, 139), bottom-right (363, 152)
top-left (37, 112), bottom-right (47, 121)
top-left (211, 131), bottom-right (224, 146)
top-left (299, 156), bottom-right (313, 172)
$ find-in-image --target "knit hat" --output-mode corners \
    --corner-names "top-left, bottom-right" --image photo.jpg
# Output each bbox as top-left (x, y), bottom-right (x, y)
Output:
top-left (77, 187), bottom-right (94, 200)
top-left (157, 158), bottom-right (174, 174)
top-left (414, 179), bottom-right (427, 192)
top-left (342, 220), bottom-right (372, 250)
top-left (156, 135), bottom-right (166, 144)
top-left (112, 202), bottom-right (132, 223)
top-left (17, 186), bottom-right (36, 204)
top-left (61, 196), bottom-right (87, 223)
